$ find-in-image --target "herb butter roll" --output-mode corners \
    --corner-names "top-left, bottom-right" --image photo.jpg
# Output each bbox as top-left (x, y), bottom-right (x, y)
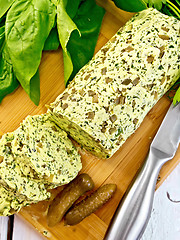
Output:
top-left (49, 8), bottom-right (180, 159)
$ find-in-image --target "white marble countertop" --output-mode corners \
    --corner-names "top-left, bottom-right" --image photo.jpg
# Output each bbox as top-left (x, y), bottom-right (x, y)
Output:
top-left (0, 163), bottom-right (180, 240)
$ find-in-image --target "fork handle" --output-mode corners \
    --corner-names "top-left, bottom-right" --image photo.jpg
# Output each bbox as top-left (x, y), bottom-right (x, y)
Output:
top-left (104, 151), bottom-right (164, 240)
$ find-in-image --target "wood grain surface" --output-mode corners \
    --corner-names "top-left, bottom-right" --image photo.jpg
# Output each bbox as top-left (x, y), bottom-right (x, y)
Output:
top-left (0, 1), bottom-right (179, 239)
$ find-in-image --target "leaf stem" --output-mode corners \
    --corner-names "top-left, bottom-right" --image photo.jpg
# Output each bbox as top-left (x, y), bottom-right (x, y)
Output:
top-left (174, 0), bottom-right (180, 7)
top-left (166, 0), bottom-right (180, 18)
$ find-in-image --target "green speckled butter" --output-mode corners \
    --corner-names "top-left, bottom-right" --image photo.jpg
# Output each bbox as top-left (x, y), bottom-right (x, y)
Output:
top-left (12, 113), bottom-right (82, 185)
top-left (0, 133), bottom-right (50, 202)
top-left (0, 184), bottom-right (32, 216)
top-left (0, 113), bottom-right (82, 215)
top-left (49, 8), bottom-right (180, 159)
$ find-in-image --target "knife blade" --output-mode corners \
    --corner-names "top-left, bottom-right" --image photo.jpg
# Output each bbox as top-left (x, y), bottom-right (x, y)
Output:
top-left (104, 103), bottom-right (180, 240)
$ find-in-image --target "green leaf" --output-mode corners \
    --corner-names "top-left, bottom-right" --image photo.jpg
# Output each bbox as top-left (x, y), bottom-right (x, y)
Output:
top-left (44, 26), bottom-right (60, 51)
top-left (0, 15), bottom-right (6, 27)
top-left (173, 85), bottom-right (180, 105)
top-left (66, 0), bottom-right (105, 83)
top-left (57, 0), bottom-right (105, 85)
top-left (65, 0), bottom-right (82, 18)
top-left (57, 0), bottom-right (80, 54)
top-left (0, 0), bottom-right (15, 19)
top-left (0, 23), bottom-right (19, 103)
top-left (0, 44), bottom-right (19, 103)
top-left (0, 25), bottom-right (5, 51)
top-left (147, 0), bottom-right (166, 10)
top-left (111, 0), bottom-right (168, 12)
top-left (112, 0), bottom-right (148, 12)
top-left (29, 69), bottom-right (40, 106)
top-left (56, 0), bottom-right (80, 83)
top-left (5, 0), bottom-right (56, 104)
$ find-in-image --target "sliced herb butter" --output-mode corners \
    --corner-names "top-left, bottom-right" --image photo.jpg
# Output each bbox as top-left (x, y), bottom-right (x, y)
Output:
top-left (0, 113), bottom-right (82, 215)
top-left (0, 133), bottom-right (50, 201)
top-left (49, 8), bottom-right (180, 158)
top-left (0, 184), bottom-right (32, 216)
top-left (12, 113), bottom-right (82, 185)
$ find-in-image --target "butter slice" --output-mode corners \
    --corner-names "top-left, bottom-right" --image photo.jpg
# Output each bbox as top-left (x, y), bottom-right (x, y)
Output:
top-left (12, 113), bottom-right (82, 185)
top-left (0, 184), bottom-right (32, 216)
top-left (0, 133), bottom-right (50, 201)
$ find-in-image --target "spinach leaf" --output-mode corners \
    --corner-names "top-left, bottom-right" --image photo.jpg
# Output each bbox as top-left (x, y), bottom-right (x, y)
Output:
top-left (111, 0), bottom-right (167, 12)
top-left (44, 26), bottom-right (60, 51)
top-left (112, 0), bottom-right (147, 12)
top-left (5, 0), bottom-right (56, 105)
top-left (147, 0), bottom-right (166, 9)
top-left (0, 0), bottom-right (15, 19)
top-left (66, 0), bottom-right (105, 83)
top-left (173, 85), bottom-right (180, 105)
top-left (29, 69), bottom-right (40, 105)
top-left (0, 15), bottom-right (6, 28)
top-left (65, 0), bottom-right (82, 19)
top-left (57, 0), bottom-right (105, 85)
top-left (0, 26), bottom-right (5, 51)
top-left (0, 23), bottom-right (19, 103)
top-left (0, 44), bottom-right (19, 103)
top-left (112, 0), bottom-right (180, 18)
top-left (56, 0), bottom-right (80, 84)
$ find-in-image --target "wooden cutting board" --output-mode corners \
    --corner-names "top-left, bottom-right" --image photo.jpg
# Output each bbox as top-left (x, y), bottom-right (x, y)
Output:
top-left (0, 1), bottom-right (179, 239)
